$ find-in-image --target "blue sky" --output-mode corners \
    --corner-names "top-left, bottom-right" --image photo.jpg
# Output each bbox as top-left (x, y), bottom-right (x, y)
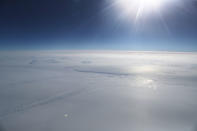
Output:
top-left (0, 0), bottom-right (197, 51)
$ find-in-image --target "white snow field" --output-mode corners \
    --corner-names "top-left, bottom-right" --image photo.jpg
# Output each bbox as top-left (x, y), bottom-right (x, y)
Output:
top-left (0, 50), bottom-right (197, 131)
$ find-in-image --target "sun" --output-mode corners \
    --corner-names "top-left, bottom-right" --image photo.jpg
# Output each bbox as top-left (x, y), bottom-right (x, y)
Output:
top-left (118, 0), bottom-right (164, 10)
top-left (111, 0), bottom-right (169, 22)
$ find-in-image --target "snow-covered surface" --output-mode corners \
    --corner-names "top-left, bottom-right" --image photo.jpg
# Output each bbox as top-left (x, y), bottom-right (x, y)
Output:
top-left (0, 50), bottom-right (197, 131)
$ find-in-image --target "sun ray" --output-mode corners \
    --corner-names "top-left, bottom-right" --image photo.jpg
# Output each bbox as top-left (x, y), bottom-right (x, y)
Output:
top-left (104, 0), bottom-right (187, 33)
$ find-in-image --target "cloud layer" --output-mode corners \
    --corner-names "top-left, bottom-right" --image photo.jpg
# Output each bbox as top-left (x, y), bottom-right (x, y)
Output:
top-left (0, 51), bottom-right (197, 131)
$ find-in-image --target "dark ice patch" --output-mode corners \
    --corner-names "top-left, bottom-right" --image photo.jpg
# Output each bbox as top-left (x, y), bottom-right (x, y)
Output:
top-left (45, 59), bottom-right (59, 64)
top-left (74, 69), bottom-right (129, 76)
top-left (81, 61), bottom-right (92, 64)
top-left (29, 60), bottom-right (38, 65)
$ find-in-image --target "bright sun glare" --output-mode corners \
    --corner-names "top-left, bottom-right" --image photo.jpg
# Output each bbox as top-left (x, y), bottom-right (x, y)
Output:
top-left (119, 0), bottom-right (164, 10)
top-left (112, 0), bottom-right (172, 22)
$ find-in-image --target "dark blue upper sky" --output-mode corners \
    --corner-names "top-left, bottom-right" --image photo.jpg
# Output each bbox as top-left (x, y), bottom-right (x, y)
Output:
top-left (0, 0), bottom-right (197, 51)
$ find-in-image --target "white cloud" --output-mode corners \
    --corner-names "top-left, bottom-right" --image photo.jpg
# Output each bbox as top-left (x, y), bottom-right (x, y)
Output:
top-left (0, 51), bottom-right (197, 131)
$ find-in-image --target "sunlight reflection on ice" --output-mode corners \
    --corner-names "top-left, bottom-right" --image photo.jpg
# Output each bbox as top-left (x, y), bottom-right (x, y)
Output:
top-left (143, 79), bottom-right (157, 90)
top-left (129, 65), bottom-right (159, 74)
top-left (135, 77), bottom-right (157, 90)
top-left (64, 114), bottom-right (68, 118)
top-left (128, 65), bottom-right (158, 90)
